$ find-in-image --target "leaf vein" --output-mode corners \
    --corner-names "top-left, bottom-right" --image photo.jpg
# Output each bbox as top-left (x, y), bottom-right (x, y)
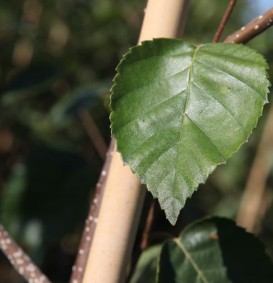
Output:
top-left (172, 46), bottom-right (201, 193)
top-left (191, 81), bottom-right (248, 136)
top-left (195, 59), bottom-right (263, 100)
top-left (141, 144), bottom-right (177, 176)
top-left (200, 47), bottom-right (262, 67)
top-left (116, 66), bottom-right (189, 102)
top-left (180, 143), bottom-right (205, 179)
top-left (174, 239), bottom-right (209, 283)
top-left (114, 89), bottom-right (186, 133)
top-left (186, 115), bottom-right (225, 159)
top-left (120, 51), bottom-right (194, 67)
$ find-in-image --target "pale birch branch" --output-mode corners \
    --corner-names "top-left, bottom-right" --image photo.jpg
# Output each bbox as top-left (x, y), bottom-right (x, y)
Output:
top-left (81, 1), bottom-right (191, 283)
top-left (237, 107), bottom-right (273, 232)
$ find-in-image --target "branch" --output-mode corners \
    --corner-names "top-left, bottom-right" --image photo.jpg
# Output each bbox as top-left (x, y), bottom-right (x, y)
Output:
top-left (224, 7), bottom-right (273, 43)
top-left (126, 200), bottom-right (155, 283)
top-left (237, 106), bottom-right (273, 232)
top-left (140, 201), bottom-right (155, 251)
top-left (0, 225), bottom-right (51, 283)
top-left (81, 0), bottom-right (191, 282)
top-left (78, 110), bottom-right (107, 160)
top-left (213, 0), bottom-right (237, 43)
top-left (69, 140), bottom-right (115, 283)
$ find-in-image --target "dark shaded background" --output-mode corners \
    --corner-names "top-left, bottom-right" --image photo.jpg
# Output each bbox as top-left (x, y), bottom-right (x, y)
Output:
top-left (0, 1), bottom-right (273, 282)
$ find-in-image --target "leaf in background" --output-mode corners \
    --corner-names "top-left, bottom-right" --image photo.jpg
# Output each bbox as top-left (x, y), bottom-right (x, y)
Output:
top-left (110, 39), bottom-right (269, 224)
top-left (49, 82), bottom-right (110, 127)
top-left (130, 245), bottom-right (161, 283)
top-left (157, 217), bottom-right (273, 283)
top-left (1, 66), bottom-right (58, 105)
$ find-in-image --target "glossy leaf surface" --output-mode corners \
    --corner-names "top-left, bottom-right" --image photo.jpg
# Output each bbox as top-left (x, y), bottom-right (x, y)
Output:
top-left (110, 39), bottom-right (269, 224)
top-left (157, 217), bottom-right (273, 283)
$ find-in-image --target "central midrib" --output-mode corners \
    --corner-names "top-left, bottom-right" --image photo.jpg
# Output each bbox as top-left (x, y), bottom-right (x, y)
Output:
top-left (182, 46), bottom-right (200, 124)
top-left (174, 238), bottom-right (209, 283)
top-left (171, 46), bottom-right (201, 196)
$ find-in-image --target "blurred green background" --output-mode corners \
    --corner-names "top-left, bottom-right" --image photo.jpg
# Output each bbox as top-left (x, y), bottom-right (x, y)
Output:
top-left (0, 1), bottom-right (273, 282)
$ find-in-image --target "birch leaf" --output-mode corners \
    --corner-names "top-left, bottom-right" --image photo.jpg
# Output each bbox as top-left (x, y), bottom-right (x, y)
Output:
top-left (110, 39), bottom-right (269, 224)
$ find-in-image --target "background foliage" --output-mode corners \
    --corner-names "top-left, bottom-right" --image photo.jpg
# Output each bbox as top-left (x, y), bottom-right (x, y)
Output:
top-left (0, 0), bottom-right (273, 282)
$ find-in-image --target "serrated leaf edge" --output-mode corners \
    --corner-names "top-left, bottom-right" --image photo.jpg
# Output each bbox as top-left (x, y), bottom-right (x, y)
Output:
top-left (110, 39), bottom-right (270, 225)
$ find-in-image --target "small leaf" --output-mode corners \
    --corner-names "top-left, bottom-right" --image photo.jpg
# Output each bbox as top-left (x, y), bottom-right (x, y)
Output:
top-left (157, 217), bottom-right (273, 283)
top-left (1, 66), bottom-right (58, 106)
top-left (130, 245), bottom-right (161, 283)
top-left (49, 82), bottom-right (110, 126)
top-left (110, 39), bottom-right (269, 224)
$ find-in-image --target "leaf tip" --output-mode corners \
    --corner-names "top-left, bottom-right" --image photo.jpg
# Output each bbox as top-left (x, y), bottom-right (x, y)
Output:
top-left (160, 197), bottom-right (184, 226)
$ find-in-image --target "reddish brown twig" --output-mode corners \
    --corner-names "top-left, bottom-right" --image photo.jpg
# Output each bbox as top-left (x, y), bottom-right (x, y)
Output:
top-left (224, 7), bottom-right (273, 43)
top-left (69, 140), bottom-right (115, 283)
top-left (0, 225), bottom-right (51, 283)
top-left (140, 201), bottom-right (155, 251)
top-left (78, 110), bottom-right (107, 160)
top-left (213, 0), bottom-right (237, 42)
top-left (126, 200), bottom-right (155, 283)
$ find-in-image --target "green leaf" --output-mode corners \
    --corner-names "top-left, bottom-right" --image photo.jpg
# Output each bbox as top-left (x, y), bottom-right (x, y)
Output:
top-left (130, 245), bottom-right (161, 283)
top-left (157, 217), bottom-right (273, 283)
top-left (110, 39), bottom-right (269, 224)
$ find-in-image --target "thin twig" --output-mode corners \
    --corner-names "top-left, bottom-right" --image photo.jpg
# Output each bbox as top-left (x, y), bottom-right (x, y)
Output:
top-left (140, 201), bottom-right (155, 251)
top-left (126, 200), bottom-right (155, 283)
top-left (0, 225), bottom-right (51, 283)
top-left (69, 140), bottom-right (115, 283)
top-left (78, 110), bottom-right (107, 160)
top-left (224, 7), bottom-right (273, 43)
top-left (213, 0), bottom-right (237, 43)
